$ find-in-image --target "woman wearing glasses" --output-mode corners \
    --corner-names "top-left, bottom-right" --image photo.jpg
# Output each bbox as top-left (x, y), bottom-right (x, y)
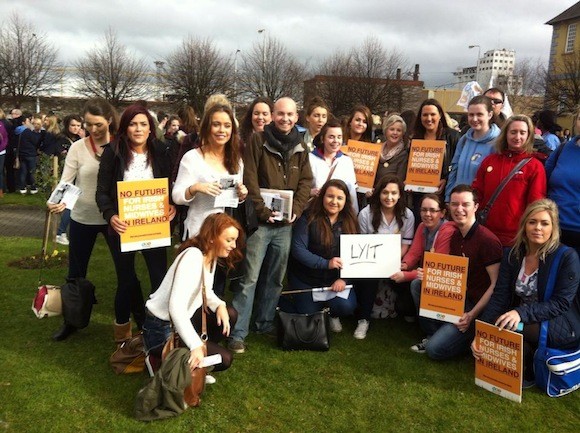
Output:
top-left (389, 194), bottom-right (456, 351)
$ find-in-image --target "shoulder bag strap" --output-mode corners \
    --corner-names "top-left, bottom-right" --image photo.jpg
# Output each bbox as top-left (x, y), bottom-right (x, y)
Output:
top-left (200, 264), bottom-right (208, 343)
top-left (325, 160), bottom-right (338, 183)
top-left (481, 157), bottom-right (532, 216)
top-left (538, 245), bottom-right (569, 350)
top-left (166, 250), bottom-right (189, 329)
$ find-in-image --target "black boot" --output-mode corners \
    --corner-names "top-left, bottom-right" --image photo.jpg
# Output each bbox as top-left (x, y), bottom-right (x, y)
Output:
top-left (52, 323), bottom-right (77, 341)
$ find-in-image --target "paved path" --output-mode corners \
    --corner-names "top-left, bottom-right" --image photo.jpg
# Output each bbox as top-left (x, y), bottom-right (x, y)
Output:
top-left (0, 205), bottom-right (47, 238)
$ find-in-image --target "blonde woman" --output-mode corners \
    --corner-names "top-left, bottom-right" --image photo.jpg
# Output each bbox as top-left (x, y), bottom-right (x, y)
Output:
top-left (473, 199), bottom-right (580, 387)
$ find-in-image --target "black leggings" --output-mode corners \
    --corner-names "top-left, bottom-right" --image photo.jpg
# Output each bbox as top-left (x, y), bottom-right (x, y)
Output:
top-left (523, 323), bottom-right (540, 380)
top-left (192, 305), bottom-right (237, 371)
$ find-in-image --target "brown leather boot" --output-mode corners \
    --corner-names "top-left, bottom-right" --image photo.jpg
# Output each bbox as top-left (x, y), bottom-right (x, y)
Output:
top-left (113, 321), bottom-right (132, 346)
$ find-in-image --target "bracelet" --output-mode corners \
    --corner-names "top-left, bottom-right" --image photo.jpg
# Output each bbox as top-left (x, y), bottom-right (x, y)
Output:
top-left (188, 185), bottom-right (194, 196)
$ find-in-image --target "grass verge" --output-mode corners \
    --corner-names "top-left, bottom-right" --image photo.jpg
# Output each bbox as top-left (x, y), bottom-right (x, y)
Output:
top-left (0, 236), bottom-right (578, 433)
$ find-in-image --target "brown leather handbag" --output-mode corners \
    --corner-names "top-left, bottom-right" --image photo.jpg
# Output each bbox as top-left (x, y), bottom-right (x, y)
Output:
top-left (161, 254), bottom-right (208, 407)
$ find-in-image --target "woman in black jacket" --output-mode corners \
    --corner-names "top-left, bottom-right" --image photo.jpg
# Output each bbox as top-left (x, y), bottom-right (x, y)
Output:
top-left (96, 103), bottom-right (176, 345)
top-left (472, 199), bottom-right (580, 386)
top-left (410, 99), bottom-right (459, 225)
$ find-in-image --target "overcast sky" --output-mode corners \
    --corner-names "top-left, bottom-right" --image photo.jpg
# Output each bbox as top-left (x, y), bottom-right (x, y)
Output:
top-left (2, 0), bottom-right (575, 88)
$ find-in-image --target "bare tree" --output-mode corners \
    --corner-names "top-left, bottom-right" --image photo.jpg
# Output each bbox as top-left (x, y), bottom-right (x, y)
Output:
top-left (164, 37), bottom-right (233, 115)
top-left (239, 36), bottom-right (306, 102)
top-left (315, 50), bottom-right (356, 116)
top-left (350, 36), bottom-right (408, 114)
top-left (508, 56), bottom-right (547, 114)
top-left (545, 51), bottom-right (580, 114)
top-left (74, 28), bottom-right (149, 106)
top-left (0, 13), bottom-right (63, 100)
top-left (313, 36), bottom-right (409, 116)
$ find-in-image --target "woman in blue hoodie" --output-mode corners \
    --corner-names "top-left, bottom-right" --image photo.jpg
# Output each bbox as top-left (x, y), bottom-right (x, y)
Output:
top-left (445, 96), bottom-right (500, 201)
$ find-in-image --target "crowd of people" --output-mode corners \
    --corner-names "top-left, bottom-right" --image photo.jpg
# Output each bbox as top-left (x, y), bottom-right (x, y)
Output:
top-left (1, 90), bottom-right (578, 392)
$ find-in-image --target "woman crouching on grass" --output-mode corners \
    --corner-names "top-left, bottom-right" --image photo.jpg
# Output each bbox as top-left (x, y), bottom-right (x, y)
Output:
top-left (281, 179), bottom-right (359, 332)
top-left (143, 213), bottom-right (244, 383)
top-left (472, 199), bottom-right (580, 388)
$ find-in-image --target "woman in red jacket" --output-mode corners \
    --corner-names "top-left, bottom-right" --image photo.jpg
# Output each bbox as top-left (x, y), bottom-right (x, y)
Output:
top-left (472, 115), bottom-right (546, 247)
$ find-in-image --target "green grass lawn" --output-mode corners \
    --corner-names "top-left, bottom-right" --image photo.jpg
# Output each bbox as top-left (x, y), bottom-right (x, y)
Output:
top-left (0, 236), bottom-right (578, 433)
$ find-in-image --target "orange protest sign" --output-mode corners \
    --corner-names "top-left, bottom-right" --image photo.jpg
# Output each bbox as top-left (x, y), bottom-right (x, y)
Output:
top-left (475, 320), bottom-right (523, 403)
top-left (117, 178), bottom-right (171, 252)
top-left (345, 140), bottom-right (381, 192)
top-left (419, 252), bottom-right (468, 323)
top-left (405, 139), bottom-right (445, 192)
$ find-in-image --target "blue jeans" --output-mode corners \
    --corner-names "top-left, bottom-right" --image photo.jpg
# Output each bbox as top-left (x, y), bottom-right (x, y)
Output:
top-left (17, 154), bottom-right (37, 190)
top-left (58, 208), bottom-right (71, 235)
top-left (231, 224), bottom-right (292, 341)
top-left (410, 278), bottom-right (475, 360)
top-left (143, 307), bottom-right (237, 372)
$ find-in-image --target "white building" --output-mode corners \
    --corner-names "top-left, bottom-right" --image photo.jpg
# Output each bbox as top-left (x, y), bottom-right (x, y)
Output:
top-left (453, 48), bottom-right (522, 93)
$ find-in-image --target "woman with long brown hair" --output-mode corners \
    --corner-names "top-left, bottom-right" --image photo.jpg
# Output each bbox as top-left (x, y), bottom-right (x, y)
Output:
top-left (172, 104), bottom-right (248, 240)
top-left (48, 98), bottom-right (118, 341)
top-left (284, 179), bottom-right (359, 330)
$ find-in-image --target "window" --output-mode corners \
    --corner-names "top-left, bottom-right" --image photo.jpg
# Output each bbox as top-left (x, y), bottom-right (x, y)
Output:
top-left (566, 23), bottom-right (576, 53)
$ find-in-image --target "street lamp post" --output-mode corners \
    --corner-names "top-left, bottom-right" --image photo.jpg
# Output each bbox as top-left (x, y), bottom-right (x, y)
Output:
top-left (469, 44), bottom-right (481, 85)
top-left (154, 61), bottom-right (165, 101)
top-left (258, 29), bottom-right (266, 96)
top-left (234, 49), bottom-right (240, 117)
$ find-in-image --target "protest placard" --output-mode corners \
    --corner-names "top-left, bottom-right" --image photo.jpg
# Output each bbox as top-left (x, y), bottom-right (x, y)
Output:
top-left (419, 252), bottom-right (468, 323)
top-left (345, 140), bottom-right (381, 193)
top-left (117, 178), bottom-right (171, 252)
top-left (474, 320), bottom-right (523, 403)
top-left (405, 139), bottom-right (446, 192)
top-left (340, 234), bottom-right (400, 278)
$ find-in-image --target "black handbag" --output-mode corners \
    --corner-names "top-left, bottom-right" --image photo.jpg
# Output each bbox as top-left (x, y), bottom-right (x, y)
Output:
top-left (60, 278), bottom-right (96, 329)
top-left (276, 308), bottom-right (330, 351)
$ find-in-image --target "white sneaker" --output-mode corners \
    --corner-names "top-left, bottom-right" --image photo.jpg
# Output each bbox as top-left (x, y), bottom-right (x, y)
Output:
top-left (410, 338), bottom-right (429, 353)
top-left (329, 317), bottom-right (342, 333)
top-left (56, 233), bottom-right (69, 246)
top-left (30, 188), bottom-right (39, 194)
top-left (353, 319), bottom-right (369, 340)
top-left (19, 189), bottom-right (27, 194)
top-left (205, 374), bottom-right (216, 385)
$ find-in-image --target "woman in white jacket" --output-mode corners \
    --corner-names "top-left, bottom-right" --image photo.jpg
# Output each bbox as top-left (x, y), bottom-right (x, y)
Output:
top-left (309, 119), bottom-right (358, 213)
top-left (143, 213), bottom-right (244, 379)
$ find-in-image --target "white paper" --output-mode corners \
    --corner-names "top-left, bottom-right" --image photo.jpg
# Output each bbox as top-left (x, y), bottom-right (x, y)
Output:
top-left (340, 234), bottom-right (401, 278)
top-left (312, 287), bottom-right (351, 302)
top-left (214, 174), bottom-right (240, 208)
top-left (200, 354), bottom-right (222, 368)
top-left (48, 182), bottom-right (81, 210)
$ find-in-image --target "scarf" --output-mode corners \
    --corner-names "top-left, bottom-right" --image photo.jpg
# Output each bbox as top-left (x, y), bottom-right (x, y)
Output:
top-left (381, 141), bottom-right (404, 161)
top-left (263, 123), bottom-right (301, 160)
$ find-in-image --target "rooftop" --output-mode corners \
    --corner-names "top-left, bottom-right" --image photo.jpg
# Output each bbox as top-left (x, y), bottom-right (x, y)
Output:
top-left (546, 1), bottom-right (580, 25)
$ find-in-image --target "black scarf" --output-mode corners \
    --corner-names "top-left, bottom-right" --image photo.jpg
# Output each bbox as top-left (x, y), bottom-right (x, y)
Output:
top-left (263, 123), bottom-right (300, 160)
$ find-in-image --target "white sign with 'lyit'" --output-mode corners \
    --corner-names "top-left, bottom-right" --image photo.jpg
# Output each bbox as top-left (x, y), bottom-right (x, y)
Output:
top-left (340, 234), bottom-right (401, 279)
